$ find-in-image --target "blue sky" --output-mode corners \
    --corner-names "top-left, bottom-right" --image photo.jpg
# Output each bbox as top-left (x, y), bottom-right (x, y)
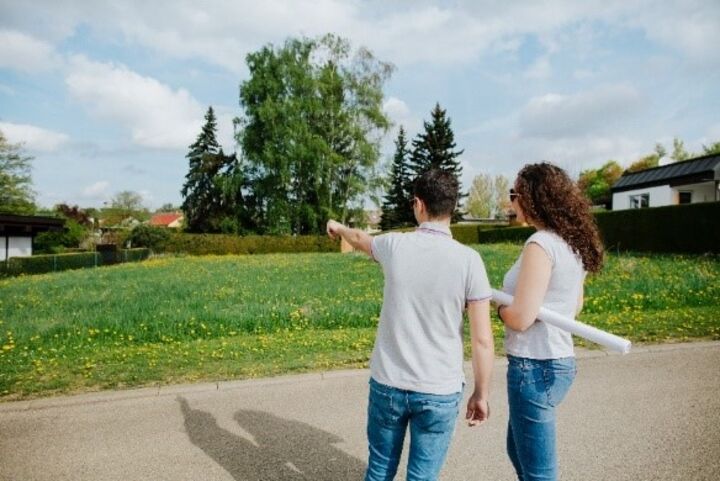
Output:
top-left (1, 0), bottom-right (719, 209)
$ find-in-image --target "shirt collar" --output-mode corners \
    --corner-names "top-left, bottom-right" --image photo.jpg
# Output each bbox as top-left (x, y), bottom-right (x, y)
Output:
top-left (416, 221), bottom-right (453, 238)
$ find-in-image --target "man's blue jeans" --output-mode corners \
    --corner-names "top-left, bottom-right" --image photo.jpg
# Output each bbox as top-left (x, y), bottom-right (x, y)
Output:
top-left (364, 378), bottom-right (462, 481)
top-left (506, 355), bottom-right (577, 481)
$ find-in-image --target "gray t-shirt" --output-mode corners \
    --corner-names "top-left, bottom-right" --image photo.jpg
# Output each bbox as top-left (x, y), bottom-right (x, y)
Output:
top-left (370, 222), bottom-right (492, 395)
top-left (503, 230), bottom-right (586, 360)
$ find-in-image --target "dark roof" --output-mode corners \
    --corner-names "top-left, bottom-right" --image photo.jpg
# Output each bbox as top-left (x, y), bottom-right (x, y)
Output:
top-left (612, 153), bottom-right (720, 192)
top-left (0, 214), bottom-right (65, 235)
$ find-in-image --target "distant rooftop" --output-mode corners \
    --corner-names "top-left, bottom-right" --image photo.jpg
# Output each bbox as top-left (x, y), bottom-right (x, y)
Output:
top-left (612, 153), bottom-right (720, 192)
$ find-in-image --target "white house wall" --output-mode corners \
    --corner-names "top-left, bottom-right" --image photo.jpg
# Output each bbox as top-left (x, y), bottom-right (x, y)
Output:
top-left (8, 236), bottom-right (32, 259)
top-left (612, 185), bottom-right (673, 210)
top-left (676, 182), bottom-right (717, 203)
top-left (1, 236), bottom-right (6, 261)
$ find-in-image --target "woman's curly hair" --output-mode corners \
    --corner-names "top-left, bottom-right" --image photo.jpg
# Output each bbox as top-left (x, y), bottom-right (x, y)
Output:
top-left (515, 162), bottom-right (604, 273)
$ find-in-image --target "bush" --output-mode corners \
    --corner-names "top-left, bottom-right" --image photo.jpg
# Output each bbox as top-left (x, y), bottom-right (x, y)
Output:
top-left (478, 226), bottom-right (534, 243)
top-left (159, 233), bottom-right (339, 255)
top-left (449, 224), bottom-right (480, 244)
top-left (1, 248), bottom-right (150, 276)
top-left (128, 224), bottom-right (171, 251)
top-left (33, 219), bottom-right (89, 254)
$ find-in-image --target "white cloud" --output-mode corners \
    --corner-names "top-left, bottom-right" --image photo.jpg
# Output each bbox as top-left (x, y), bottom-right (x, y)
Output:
top-left (82, 181), bottom-right (110, 199)
top-left (383, 97), bottom-right (422, 134)
top-left (0, 29), bottom-right (61, 72)
top-left (524, 56), bottom-right (552, 79)
top-left (2, 0), bottom-right (719, 71)
top-left (629, 1), bottom-right (720, 64)
top-left (65, 55), bottom-right (204, 150)
top-left (0, 121), bottom-right (69, 151)
top-left (518, 85), bottom-right (644, 139)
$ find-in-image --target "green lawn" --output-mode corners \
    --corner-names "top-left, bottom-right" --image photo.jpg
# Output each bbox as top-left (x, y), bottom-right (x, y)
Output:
top-left (1, 245), bottom-right (718, 400)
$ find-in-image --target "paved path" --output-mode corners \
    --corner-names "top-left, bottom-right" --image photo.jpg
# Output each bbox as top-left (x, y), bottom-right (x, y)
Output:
top-left (1, 341), bottom-right (719, 481)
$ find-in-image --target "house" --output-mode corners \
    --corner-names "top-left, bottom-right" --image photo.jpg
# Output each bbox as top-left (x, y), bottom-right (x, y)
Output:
top-left (0, 214), bottom-right (65, 262)
top-left (611, 153), bottom-right (720, 210)
top-left (149, 212), bottom-right (184, 228)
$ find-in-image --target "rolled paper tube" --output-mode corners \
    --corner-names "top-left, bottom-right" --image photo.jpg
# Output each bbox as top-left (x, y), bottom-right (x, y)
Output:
top-left (492, 289), bottom-right (632, 354)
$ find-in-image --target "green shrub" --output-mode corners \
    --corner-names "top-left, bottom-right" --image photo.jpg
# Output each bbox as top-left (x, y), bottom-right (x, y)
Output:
top-left (128, 225), bottom-right (171, 251)
top-left (33, 219), bottom-right (88, 254)
top-left (449, 224), bottom-right (480, 244)
top-left (160, 233), bottom-right (339, 255)
top-left (479, 226), bottom-right (534, 244)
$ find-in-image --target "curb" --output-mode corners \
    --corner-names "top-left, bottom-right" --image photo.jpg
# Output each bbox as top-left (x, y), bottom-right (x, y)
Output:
top-left (1, 340), bottom-right (718, 414)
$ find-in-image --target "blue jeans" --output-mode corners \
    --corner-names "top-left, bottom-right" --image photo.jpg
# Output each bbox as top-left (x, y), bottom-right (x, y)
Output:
top-left (365, 378), bottom-right (462, 481)
top-left (506, 355), bottom-right (577, 481)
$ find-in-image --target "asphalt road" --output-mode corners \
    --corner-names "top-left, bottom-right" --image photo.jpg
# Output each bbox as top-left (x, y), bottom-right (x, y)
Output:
top-left (1, 341), bottom-right (719, 481)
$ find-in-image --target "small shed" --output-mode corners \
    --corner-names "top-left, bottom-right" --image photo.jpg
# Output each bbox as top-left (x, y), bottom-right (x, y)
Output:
top-left (0, 214), bottom-right (65, 262)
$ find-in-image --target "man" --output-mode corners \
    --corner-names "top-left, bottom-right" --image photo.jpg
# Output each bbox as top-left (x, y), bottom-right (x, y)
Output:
top-left (327, 169), bottom-right (495, 481)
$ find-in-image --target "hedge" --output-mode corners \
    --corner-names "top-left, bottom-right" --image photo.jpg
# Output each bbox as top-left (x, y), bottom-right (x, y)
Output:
top-left (449, 224), bottom-right (481, 244)
top-left (595, 201), bottom-right (719, 254)
top-left (0, 248), bottom-right (151, 276)
top-left (474, 201), bottom-right (720, 254)
top-left (159, 233), bottom-right (339, 256)
top-left (478, 226), bottom-right (534, 244)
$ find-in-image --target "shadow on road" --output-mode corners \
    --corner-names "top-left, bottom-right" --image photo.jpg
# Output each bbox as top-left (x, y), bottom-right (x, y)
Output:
top-left (178, 397), bottom-right (366, 480)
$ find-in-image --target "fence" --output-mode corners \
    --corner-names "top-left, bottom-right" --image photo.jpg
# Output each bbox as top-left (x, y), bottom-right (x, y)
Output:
top-left (0, 248), bottom-right (151, 277)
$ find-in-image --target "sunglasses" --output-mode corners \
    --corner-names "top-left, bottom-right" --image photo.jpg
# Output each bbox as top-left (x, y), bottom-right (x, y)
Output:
top-left (509, 189), bottom-right (520, 201)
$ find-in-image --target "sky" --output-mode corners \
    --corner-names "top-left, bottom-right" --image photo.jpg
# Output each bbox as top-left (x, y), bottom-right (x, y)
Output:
top-left (1, 0), bottom-right (719, 210)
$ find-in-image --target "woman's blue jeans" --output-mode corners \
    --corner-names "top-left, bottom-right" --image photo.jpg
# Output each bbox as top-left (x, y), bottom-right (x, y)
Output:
top-left (506, 355), bottom-right (577, 481)
top-left (364, 378), bottom-right (462, 481)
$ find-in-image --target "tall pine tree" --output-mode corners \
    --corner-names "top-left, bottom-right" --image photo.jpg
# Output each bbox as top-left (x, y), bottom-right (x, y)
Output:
top-left (380, 127), bottom-right (414, 230)
top-left (181, 106), bottom-right (233, 232)
top-left (408, 103), bottom-right (465, 221)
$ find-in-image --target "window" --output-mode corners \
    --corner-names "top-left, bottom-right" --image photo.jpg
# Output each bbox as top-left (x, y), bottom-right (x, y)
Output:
top-left (629, 193), bottom-right (649, 209)
top-left (678, 191), bottom-right (692, 204)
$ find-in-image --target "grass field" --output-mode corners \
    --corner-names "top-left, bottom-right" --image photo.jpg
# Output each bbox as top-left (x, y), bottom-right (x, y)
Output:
top-left (1, 244), bottom-right (718, 400)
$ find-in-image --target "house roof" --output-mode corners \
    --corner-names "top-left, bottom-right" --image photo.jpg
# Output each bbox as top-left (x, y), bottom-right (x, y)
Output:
top-left (149, 213), bottom-right (183, 226)
top-left (0, 214), bottom-right (65, 235)
top-left (612, 153), bottom-right (720, 192)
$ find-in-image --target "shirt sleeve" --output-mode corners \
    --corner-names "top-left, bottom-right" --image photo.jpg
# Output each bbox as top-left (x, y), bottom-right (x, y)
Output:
top-left (525, 231), bottom-right (556, 266)
top-left (371, 233), bottom-right (394, 265)
top-left (466, 252), bottom-right (493, 303)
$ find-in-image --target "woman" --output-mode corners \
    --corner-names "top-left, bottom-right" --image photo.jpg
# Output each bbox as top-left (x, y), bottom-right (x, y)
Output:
top-left (497, 162), bottom-right (604, 481)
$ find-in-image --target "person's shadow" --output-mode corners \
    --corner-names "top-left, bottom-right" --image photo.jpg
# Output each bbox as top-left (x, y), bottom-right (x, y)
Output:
top-left (178, 397), bottom-right (367, 480)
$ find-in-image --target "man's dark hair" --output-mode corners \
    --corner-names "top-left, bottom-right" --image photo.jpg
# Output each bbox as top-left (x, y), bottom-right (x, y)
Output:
top-left (413, 169), bottom-right (459, 218)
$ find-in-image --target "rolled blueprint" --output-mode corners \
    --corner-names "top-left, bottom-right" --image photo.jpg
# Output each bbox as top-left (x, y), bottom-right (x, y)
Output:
top-left (492, 289), bottom-right (632, 354)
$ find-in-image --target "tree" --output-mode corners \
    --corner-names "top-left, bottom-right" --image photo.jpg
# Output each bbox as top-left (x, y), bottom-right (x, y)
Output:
top-left (101, 190), bottom-right (149, 226)
top-left (0, 130), bottom-right (35, 214)
top-left (702, 141), bottom-right (720, 155)
top-left (670, 137), bottom-right (690, 162)
top-left (466, 174), bottom-right (493, 219)
top-left (237, 34), bottom-right (393, 234)
top-left (156, 203), bottom-right (179, 213)
top-left (493, 175), bottom-right (511, 219)
top-left (181, 106), bottom-right (236, 232)
top-left (578, 161), bottom-right (623, 207)
top-left (466, 173), bottom-right (512, 219)
top-left (626, 154), bottom-right (659, 173)
top-left (380, 127), bottom-right (414, 230)
top-left (55, 203), bottom-right (93, 228)
top-left (408, 103), bottom-right (465, 220)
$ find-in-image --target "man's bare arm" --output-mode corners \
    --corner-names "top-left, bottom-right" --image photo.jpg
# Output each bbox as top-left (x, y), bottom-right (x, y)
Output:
top-left (465, 299), bottom-right (494, 426)
top-left (326, 219), bottom-right (373, 257)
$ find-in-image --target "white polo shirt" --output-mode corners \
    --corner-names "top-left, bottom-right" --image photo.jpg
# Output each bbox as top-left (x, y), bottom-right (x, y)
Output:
top-left (370, 222), bottom-right (492, 395)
